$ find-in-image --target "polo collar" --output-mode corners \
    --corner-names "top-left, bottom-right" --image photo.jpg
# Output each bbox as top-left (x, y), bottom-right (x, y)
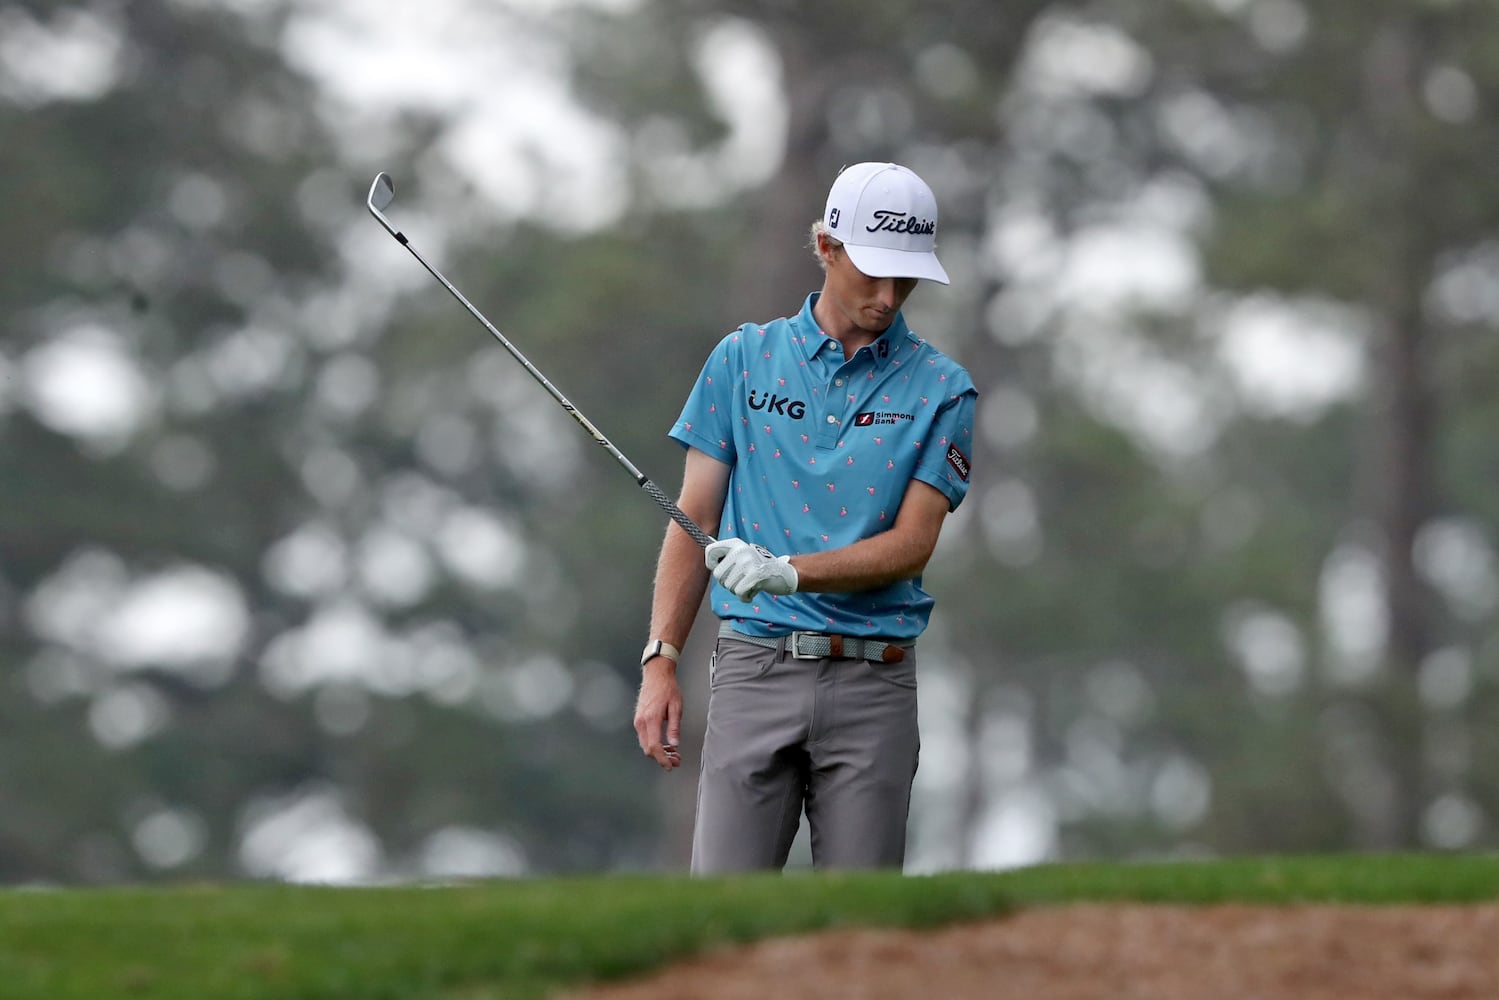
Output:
top-left (793, 293), bottom-right (910, 371)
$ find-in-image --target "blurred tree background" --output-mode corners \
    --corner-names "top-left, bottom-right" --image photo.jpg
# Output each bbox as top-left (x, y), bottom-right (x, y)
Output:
top-left (1, 0), bottom-right (1497, 883)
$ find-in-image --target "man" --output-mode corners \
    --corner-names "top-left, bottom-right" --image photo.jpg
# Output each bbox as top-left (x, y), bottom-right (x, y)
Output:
top-left (632, 162), bottom-right (977, 873)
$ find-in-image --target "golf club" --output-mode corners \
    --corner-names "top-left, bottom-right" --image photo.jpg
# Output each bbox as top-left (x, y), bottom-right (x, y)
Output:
top-left (366, 172), bottom-right (715, 549)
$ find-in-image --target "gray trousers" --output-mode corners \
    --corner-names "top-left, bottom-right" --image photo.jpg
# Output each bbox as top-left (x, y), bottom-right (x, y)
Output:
top-left (690, 635), bottom-right (920, 874)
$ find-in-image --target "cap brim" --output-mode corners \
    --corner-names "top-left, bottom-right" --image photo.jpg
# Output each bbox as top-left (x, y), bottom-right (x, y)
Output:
top-left (844, 244), bottom-right (950, 285)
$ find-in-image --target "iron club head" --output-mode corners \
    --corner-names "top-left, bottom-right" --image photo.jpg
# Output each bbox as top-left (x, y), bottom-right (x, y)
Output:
top-left (366, 172), bottom-right (403, 240)
top-left (368, 172), bottom-right (395, 212)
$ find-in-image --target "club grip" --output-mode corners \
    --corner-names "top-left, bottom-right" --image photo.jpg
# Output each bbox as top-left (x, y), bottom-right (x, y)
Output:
top-left (641, 479), bottom-right (715, 549)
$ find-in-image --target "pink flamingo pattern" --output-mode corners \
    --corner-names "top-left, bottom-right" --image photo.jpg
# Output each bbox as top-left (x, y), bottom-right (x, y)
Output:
top-left (670, 295), bottom-right (976, 637)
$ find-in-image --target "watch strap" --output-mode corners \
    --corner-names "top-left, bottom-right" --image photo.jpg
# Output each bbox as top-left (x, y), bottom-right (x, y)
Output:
top-left (641, 639), bottom-right (681, 666)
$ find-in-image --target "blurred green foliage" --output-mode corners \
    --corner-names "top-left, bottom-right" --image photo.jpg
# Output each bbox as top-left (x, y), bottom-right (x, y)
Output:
top-left (1, 0), bottom-right (1498, 885)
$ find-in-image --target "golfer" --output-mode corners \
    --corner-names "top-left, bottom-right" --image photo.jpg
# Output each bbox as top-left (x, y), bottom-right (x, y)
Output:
top-left (633, 162), bottom-right (977, 873)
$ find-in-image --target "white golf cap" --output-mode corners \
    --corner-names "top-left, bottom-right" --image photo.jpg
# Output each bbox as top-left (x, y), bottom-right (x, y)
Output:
top-left (823, 162), bottom-right (949, 285)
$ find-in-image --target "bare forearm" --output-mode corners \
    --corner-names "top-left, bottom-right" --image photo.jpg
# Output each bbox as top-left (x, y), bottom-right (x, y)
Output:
top-left (635, 449), bottom-right (727, 770)
top-left (787, 479), bottom-right (951, 594)
top-left (788, 528), bottom-right (931, 593)
top-left (647, 448), bottom-right (730, 651)
top-left (649, 521), bottom-right (713, 649)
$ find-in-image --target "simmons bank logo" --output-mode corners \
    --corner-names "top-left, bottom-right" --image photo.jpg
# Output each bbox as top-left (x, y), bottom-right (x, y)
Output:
top-left (854, 411), bottom-right (914, 427)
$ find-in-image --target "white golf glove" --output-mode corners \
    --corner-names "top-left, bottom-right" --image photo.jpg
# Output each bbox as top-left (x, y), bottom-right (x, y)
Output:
top-left (705, 538), bottom-right (798, 602)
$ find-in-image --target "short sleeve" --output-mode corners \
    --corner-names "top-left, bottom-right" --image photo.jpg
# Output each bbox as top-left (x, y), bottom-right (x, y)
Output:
top-left (912, 386), bottom-right (977, 511)
top-left (668, 334), bottom-right (738, 461)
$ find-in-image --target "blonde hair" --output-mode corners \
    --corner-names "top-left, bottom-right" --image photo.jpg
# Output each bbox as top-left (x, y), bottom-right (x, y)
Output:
top-left (808, 219), bottom-right (843, 272)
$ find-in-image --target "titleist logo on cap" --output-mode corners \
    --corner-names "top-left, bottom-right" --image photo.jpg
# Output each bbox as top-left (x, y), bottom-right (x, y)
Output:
top-left (865, 210), bottom-right (935, 236)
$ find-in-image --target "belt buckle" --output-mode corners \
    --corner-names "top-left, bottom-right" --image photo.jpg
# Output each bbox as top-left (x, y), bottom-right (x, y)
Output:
top-left (789, 631), bottom-right (822, 660)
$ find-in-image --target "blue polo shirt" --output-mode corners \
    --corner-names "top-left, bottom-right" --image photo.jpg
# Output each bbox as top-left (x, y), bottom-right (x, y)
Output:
top-left (670, 292), bottom-right (977, 641)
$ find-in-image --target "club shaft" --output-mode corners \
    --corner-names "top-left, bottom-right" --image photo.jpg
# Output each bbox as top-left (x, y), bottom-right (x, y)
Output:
top-left (370, 203), bottom-right (715, 549)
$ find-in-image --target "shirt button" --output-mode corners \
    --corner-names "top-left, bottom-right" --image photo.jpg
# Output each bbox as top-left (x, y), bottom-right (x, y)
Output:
top-left (835, 378), bottom-right (844, 387)
top-left (826, 414), bottom-right (838, 424)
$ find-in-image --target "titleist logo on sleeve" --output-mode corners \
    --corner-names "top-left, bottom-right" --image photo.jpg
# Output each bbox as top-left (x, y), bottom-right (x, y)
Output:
top-left (946, 444), bottom-right (970, 481)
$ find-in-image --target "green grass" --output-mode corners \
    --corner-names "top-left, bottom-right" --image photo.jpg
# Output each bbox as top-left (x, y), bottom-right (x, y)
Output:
top-left (1, 854), bottom-right (1495, 999)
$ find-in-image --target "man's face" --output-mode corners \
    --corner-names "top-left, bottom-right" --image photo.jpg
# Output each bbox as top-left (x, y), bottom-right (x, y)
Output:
top-left (823, 241), bottom-right (919, 335)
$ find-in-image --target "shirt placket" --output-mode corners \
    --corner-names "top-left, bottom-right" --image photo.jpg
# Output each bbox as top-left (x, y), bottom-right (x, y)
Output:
top-left (816, 352), bottom-right (867, 449)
